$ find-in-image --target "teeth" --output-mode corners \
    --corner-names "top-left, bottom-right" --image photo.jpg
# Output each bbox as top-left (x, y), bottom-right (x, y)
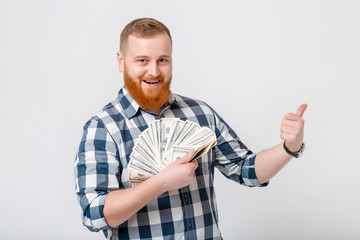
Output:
top-left (144, 80), bottom-right (160, 83)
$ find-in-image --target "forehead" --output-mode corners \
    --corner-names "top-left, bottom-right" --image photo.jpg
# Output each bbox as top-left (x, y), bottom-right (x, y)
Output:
top-left (125, 33), bottom-right (172, 57)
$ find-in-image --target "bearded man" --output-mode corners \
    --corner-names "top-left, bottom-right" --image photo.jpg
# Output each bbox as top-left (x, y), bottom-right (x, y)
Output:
top-left (74, 18), bottom-right (307, 240)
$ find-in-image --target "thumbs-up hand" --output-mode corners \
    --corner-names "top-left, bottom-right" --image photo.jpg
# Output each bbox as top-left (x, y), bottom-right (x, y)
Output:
top-left (280, 104), bottom-right (307, 153)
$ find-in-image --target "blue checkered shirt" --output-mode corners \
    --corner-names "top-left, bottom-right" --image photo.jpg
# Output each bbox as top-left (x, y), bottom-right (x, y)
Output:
top-left (74, 87), bottom-right (267, 240)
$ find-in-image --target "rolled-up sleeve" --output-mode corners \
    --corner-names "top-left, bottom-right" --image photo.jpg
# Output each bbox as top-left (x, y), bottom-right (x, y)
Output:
top-left (212, 110), bottom-right (268, 187)
top-left (74, 117), bottom-right (120, 232)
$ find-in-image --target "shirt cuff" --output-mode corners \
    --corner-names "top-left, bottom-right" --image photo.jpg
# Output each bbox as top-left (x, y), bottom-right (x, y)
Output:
top-left (242, 154), bottom-right (269, 187)
top-left (82, 193), bottom-right (111, 232)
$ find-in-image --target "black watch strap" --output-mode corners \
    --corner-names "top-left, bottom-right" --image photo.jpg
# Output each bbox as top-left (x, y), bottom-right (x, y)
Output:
top-left (283, 142), bottom-right (305, 158)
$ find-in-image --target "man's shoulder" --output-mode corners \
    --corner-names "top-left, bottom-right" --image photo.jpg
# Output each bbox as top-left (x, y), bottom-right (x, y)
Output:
top-left (83, 97), bottom-right (125, 130)
top-left (100, 98), bottom-right (123, 116)
top-left (173, 93), bottom-right (213, 110)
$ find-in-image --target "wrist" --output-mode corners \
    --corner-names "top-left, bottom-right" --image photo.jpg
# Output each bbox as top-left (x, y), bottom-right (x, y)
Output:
top-left (285, 142), bottom-right (302, 152)
top-left (150, 172), bottom-right (169, 194)
top-left (283, 141), bottom-right (305, 158)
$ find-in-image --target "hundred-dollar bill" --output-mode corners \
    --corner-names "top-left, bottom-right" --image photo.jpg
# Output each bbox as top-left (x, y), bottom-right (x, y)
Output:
top-left (128, 118), bottom-right (217, 185)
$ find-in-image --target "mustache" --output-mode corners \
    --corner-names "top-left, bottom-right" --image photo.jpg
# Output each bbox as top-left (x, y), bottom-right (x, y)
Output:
top-left (140, 76), bottom-right (164, 81)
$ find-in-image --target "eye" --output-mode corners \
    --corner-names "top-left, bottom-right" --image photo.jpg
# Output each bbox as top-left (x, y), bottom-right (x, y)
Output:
top-left (138, 59), bottom-right (147, 63)
top-left (158, 58), bottom-right (167, 63)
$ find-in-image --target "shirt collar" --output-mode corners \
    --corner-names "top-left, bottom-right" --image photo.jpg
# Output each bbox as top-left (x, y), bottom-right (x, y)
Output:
top-left (117, 87), bottom-right (180, 119)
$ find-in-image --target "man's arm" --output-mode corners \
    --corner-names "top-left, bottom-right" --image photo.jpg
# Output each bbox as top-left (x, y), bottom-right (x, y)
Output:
top-left (255, 104), bottom-right (307, 184)
top-left (103, 149), bottom-right (197, 228)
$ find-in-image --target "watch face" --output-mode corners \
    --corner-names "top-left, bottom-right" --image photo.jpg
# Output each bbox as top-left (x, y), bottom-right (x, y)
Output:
top-left (298, 143), bottom-right (305, 157)
top-left (295, 143), bottom-right (305, 158)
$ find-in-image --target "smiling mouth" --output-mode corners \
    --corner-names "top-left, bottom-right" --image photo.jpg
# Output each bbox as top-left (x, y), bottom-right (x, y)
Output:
top-left (143, 80), bottom-right (160, 84)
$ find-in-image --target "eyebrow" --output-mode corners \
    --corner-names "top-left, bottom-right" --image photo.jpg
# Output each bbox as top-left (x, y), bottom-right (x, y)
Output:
top-left (134, 55), bottom-right (171, 59)
top-left (158, 55), bottom-right (171, 58)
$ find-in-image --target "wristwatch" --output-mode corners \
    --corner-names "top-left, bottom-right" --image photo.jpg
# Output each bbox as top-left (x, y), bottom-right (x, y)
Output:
top-left (283, 141), bottom-right (305, 158)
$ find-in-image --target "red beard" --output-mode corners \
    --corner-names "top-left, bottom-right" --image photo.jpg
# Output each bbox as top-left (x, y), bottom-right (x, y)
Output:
top-left (124, 67), bottom-right (172, 112)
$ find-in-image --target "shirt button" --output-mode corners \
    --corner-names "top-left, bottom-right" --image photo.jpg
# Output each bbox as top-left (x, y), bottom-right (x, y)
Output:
top-left (184, 194), bottom-right (188, 201)
top-left (189, 224), bottom-right (192, 230)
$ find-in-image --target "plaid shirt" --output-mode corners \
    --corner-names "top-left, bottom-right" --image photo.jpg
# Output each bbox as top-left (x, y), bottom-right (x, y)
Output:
top-left (74, 87), bottom-right (267, 240)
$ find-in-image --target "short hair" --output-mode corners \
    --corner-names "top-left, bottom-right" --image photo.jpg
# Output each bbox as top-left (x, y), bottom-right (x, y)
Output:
top-left (120, 18), bottom-right (172, 55)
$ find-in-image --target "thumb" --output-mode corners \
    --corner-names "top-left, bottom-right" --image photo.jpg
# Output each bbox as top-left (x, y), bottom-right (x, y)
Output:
top-left (296, 104), bottom-right (308, 117)
top-left (177, 149), bottom-right (195, 164)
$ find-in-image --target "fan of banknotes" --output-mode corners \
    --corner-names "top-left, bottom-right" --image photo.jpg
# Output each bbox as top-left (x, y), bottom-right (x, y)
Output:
top-left (128, 118), bottom-right (217, 185)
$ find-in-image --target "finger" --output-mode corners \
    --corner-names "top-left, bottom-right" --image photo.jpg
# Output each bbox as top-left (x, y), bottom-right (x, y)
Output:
top-left (280, 132), bottom-right (296, 142)
top-left (296, 104), bottom-right (308, 117)
top-left (188, 160), bottom-right (199, 171)
top-left (284, 113), bottom-right (300, 121)
top-left (177, 149), bottom-right (195, 164)
top-left (282, 119), bottom-right (304, 131)
top-left (280, 125), bottom-right (294, 134)
top-left (282, 119), bottom-right (297, 127)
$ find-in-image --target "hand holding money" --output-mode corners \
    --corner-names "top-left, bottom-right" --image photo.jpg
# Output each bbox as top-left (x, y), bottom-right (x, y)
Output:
top-left (156, 149), bottom-right (198, 191)
top-left (128, 118), bottom-right (217, 186)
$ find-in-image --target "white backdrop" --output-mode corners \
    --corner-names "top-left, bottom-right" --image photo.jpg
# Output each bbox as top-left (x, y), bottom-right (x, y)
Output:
top-left (1, 0), bottom-right (359, 239)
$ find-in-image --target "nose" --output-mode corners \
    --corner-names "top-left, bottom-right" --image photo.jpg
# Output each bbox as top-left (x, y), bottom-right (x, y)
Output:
top-left (148, 61), bottom-right (160, 77)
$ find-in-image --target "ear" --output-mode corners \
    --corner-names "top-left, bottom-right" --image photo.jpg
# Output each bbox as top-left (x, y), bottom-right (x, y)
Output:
top-left (117, 51), bottom-right (125, 73)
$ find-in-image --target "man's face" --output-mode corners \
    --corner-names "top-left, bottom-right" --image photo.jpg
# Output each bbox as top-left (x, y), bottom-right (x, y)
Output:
top-left (117, 33), bottom-right (173, 113)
